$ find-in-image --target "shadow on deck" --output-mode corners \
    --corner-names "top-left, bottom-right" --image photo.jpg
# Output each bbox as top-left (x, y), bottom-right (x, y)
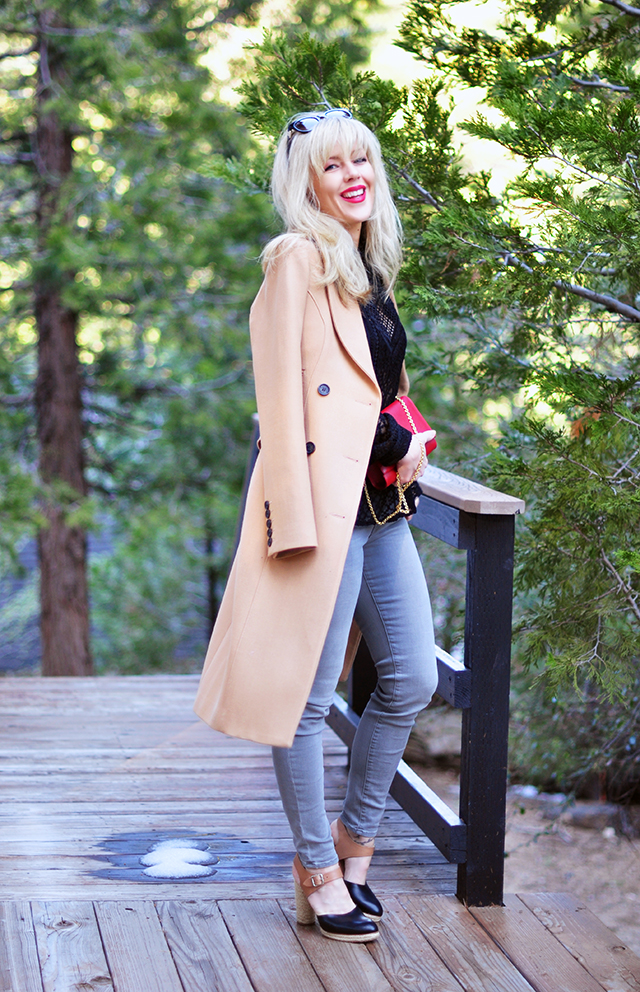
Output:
top-left (1, 675), bottom-right (638, 992)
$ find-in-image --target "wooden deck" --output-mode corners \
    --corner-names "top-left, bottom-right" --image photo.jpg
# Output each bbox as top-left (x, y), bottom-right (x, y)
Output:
top-left (1, 675), bottom-right (639, 992)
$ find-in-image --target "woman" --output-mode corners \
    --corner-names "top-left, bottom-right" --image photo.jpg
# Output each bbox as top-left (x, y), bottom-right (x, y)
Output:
top-left (194, 109), bottom-right (438, 943)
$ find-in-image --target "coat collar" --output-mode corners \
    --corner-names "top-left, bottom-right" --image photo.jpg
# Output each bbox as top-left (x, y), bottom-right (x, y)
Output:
top-left (324, 283), bottom-right (379, 396)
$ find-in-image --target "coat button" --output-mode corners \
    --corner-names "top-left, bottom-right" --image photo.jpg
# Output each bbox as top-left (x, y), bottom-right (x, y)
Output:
top-left (264, 500), bottom-right (270, 509)
top-left (267, 536), bottom-right (273, 547)
top-left (265, 507), bottom-right (271, 518)
top-left (317, 383), bottom-right (330, 396)
top-left (306, 441), bottom-right (316, 455)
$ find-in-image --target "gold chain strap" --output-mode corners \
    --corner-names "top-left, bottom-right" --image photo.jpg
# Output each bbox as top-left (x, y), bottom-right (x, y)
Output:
top-left (364, 439), bottom-right (425, 526)
top-left (396, 396), bottom-right (418, 433)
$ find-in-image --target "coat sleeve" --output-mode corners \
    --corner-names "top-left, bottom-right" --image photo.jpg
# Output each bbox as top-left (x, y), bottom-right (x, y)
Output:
top-left (249, 243), bottom-right (319, 559)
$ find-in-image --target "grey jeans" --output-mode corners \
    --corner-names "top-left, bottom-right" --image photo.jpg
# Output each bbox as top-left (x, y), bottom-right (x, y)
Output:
top-left (272, 517), bottom-right (438, 869)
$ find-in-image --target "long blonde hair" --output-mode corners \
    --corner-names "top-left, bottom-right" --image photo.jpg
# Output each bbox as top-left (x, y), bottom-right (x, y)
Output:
top-left (262, 114), bottom-right (402, 304)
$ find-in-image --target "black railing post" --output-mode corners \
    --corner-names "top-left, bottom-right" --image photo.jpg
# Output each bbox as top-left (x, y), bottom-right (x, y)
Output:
top-left (348, 638), bottom-right (377, 717)
top-left (456, 514), bottom-right (515, 906)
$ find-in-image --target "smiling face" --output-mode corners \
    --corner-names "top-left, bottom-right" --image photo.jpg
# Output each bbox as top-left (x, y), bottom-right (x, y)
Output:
top-left (311, 142), bottom-right (376, 244)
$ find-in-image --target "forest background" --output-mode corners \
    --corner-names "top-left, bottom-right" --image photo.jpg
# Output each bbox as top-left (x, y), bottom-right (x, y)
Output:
top-left (1, 0), bottom-right (639, 806)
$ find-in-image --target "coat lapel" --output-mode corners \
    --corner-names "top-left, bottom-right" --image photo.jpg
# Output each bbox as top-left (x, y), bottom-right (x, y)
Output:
top-left (325, 284), bottom-right (378, 391)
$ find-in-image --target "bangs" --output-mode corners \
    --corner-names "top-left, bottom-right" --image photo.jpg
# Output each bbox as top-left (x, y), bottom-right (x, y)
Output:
top-left (291, 116), bottom-right (381, 176)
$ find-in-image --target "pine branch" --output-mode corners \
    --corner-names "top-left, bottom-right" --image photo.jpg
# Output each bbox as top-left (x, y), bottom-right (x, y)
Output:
top-left (389, 160), bottom-right (441, 210)
top-left (553, 282), bottom-right (640, 322)
top-left (399, 162), bottom-right (640, 321)
top-left (503, 244), bottom-right (640, 321)
top-left (0, 392), bottom-right (33, 408)
top-left (598, 0), bottom-right (640, 16)
top-left (0, 153), bottom-right (34, 165)
top-left (0, 24), bottom-right (35, 35)
top-left (525, 123), bottom-right (627, 194)
top-left (612, 449), bottom-right (640, 479)
top-left (599, 548), bottom-right (640, 623)
top-left (569, 76), bottom-right (630, 92)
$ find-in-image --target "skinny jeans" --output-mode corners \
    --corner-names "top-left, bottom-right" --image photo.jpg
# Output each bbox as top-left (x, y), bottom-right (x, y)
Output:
top-left (272, 516), bottom-right (438, 870)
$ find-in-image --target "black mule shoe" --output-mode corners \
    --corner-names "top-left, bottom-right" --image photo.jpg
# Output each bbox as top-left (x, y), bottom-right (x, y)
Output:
top-left (344, 880), bottom-right (383, 922)
top-left (332, 818), bottom-right (384, 921)
top-left (317, 906), bottom-right (379, 942)
top-left (293, 855), bottom-right (379, 943)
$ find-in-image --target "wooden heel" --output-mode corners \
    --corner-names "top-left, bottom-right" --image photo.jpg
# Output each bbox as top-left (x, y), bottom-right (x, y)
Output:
top-left (294, 880), bottom-right (316, 925)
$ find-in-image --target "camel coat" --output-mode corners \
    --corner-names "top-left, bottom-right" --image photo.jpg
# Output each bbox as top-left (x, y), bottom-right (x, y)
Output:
top-left (194, 239), bottom-right (408, 747)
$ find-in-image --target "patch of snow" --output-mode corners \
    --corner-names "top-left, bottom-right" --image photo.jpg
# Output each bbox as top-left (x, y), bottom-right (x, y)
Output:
top-left (139, 839), bottom-right (217, 878)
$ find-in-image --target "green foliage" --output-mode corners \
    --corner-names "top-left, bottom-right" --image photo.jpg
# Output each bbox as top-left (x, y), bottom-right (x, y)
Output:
top-left (279, 0), bottom-right (385, 67)
top-left (510, 670), bottom-right (640, 802)
top-left (0, 0), bottom-right (384, 671)
top-left (0, 0), bottom-right (272, 668)
top-left (90, 504), bottom-right (210, 673)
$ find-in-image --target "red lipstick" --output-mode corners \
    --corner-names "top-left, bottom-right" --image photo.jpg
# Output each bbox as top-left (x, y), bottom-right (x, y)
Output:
top-left (341, 185), bottom-right (366, 203)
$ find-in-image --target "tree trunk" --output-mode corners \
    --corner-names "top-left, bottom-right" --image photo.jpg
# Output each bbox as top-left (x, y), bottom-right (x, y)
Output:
top-left (34, 12), bottom-right (92, 676)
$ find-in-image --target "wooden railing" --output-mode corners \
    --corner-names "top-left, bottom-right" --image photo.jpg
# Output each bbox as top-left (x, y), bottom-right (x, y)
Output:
top-left (238, 416), bottom-right (525, 907)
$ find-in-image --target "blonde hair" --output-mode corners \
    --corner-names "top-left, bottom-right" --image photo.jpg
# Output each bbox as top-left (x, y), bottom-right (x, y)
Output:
top-left (262, 114), bottom-right (402, 304)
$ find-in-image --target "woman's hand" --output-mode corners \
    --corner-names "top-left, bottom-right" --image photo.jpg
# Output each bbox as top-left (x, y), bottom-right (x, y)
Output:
top-left (396, 430), bottom-right (436, 486)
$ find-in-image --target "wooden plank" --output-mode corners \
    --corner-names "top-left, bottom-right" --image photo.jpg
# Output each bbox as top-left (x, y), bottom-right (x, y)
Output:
top-left (470, 894), bottom-right (605, 992)
top-left (518, 893), bottom-right (640, 992)
top-left (219, 899), bottom-right (326, 992)
top-left (418, 465), bottom-right (525, 515)
top-left (0, 834), bottom-right (448, 859)
top-left (1, 763), bottom-right (283, 779)
top-left (0, 850), bottom-right (448, 875)
top-left (0, 874), bottom-right (454, 903)
top-left (401, 894), bottom-right (537, 992)
top-left (0, 902), bottom-right (43, 992)
top-left (0, 858), bottom-right (454, 881)
top-left (32, 901), bottom-right (113, 992)
top-left (0, 798), bottom-right (357, 819)
top-left (367, 896), bottom-right (466, 992)
top-left (435, 646), bottom-right (472, 709)
top-left (412, 496), bottom-right (476, 550)
top-left (94, 901), bottom-right (183, 992)
top-left (157, 900), bottom-right (254, 992)
top-left (278, 903), bottom-right (392, 992)
top-left (389, 760), bottom-right (466, 863)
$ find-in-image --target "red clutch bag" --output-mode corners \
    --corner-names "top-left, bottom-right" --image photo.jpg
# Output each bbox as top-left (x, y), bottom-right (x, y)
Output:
top-left (366, 396), bottom-right (437, 490)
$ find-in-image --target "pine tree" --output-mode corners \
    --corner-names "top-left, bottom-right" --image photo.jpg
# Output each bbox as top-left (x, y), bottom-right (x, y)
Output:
top-left (394, 0), bottom-right (640, 700)
top-left (0, 0), bottom-right (268, 673)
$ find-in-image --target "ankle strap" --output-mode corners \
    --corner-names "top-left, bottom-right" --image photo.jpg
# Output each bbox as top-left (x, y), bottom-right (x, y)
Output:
top-left (293, 854), bottom-right (343, 892)
top-left (334, 818), bottom-right (375, 859)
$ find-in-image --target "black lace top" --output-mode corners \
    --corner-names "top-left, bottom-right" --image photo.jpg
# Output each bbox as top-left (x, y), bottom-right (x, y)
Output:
top-left (355, 292), bottom-right (421, 526)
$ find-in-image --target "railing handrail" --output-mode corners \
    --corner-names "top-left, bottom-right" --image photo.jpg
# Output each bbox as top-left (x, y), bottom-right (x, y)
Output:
top-left (418, 465), bottom-right (525, 516)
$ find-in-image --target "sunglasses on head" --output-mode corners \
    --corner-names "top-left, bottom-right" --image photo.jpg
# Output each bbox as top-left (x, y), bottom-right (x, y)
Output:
top-left (286, 108), bottom-right (353, 156)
